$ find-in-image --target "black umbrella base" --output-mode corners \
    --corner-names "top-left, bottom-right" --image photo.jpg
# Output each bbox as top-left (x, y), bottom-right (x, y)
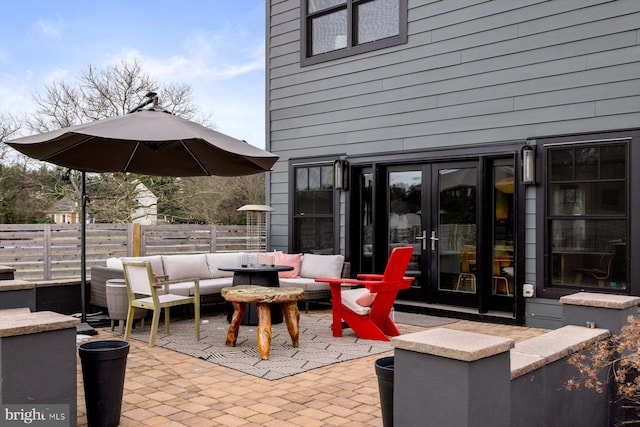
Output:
top-left (77, 322), bottom-right (98, 336)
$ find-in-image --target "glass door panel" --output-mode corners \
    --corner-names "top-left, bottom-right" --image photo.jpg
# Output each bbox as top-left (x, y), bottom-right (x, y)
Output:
top-left (492, 165), bottom-right (515, 297)
top-left (436, 167), bottom-right (477, 296)
top-left (388, 170), bottom-right (422, 288)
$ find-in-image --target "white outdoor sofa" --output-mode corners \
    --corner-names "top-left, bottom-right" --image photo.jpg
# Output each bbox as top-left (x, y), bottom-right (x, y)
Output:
top-left (90, 252), bottom-right (349, 312)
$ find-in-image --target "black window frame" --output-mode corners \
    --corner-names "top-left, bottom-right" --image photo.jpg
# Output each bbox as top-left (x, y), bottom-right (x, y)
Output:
top-left (289, 160), bottom-right (341, 254)
top-left (535, 130), bottom-right (640, 300)
top-left (301, 0), bottom-right (408, 67)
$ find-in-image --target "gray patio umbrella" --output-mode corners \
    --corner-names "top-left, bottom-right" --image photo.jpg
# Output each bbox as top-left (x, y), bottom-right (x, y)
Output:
top-left (6, 92), bottom-right (279, 331)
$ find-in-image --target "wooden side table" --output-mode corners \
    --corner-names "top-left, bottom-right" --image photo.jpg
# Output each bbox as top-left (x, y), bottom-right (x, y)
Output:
top-left (221, 285), bottom-right (304, 360)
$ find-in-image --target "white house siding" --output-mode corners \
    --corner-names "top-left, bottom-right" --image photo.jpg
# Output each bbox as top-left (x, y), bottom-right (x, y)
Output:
top-left (266, 0), bottom-right (640, 264)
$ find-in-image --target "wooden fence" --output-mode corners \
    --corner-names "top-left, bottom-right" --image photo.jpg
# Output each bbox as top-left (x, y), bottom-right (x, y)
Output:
top-left (0, 223), bottom-right (250, 281)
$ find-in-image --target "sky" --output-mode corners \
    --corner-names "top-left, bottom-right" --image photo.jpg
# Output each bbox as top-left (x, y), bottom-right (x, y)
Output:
top-left (0, 0), bottom-right (267, 148)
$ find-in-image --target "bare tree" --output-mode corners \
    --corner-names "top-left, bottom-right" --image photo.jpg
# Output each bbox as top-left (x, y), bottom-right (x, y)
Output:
top-left (1, 57), bottom-right (264, 224)
top-left (27, 57), bottom-right (212, 133)
top-left (0, 113), bottom-right (21, 161)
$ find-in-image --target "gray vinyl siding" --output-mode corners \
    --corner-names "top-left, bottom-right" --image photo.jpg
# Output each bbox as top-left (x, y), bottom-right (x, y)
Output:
top-left (266, 0), bottom-right (640, 252)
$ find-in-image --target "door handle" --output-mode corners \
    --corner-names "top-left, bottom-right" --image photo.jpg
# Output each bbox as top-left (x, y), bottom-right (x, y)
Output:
top-left (430, 231), bottom-right (439, 251)
top-left (415, 231), bottom-right (427, 251)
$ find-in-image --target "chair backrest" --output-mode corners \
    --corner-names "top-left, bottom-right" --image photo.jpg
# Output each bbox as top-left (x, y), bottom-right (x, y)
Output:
top-left (380, 246), bottom-right (414, 285)
top-left (599, 254), bottom-right (613, 277)
top-left (122, 261), bottom-right (155, 297)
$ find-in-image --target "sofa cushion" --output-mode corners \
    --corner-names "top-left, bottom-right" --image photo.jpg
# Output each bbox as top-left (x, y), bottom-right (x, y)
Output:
top-left (275, 252), bottom-right (302, 278)
top-left (280, 277), bottom-right (330, 292)
top-left (197, 278), bottom-right (234, 296)
top-left (341, 287), bottom-right (371, 315)
top-left (300, 254), bottom-right (344, 279)
top-left (206, 252), bottom-right (243, 278)
top-left (162, 254), bottom-right (211, 281)
top-left (116, 255), bottom-right (166, 277)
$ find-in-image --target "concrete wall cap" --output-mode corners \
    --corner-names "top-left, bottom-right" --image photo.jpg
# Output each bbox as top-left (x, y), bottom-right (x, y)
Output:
top-left (560, 292), bottom-right (640, 309)
top-left (392, 328), bottom-right (514, 362)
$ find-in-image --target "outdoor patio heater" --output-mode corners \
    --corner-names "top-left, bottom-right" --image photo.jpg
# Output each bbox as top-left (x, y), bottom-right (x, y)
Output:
top-left (237, 204), bottom-right (274, 252)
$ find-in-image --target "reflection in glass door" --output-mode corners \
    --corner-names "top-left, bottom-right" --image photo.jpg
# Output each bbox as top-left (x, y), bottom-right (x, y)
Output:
top-left (492, 164), bottom-right (515, 301)
top-left (436, 167), bottom-right (477, 299)
top-left (388, 170), bottom-right (422, 293)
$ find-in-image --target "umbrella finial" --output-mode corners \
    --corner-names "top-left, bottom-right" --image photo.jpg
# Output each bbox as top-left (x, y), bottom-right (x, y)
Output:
top-left (128, 91), bottom-right (159, 113)
top-left (146, 91), bottom-right (158, 107)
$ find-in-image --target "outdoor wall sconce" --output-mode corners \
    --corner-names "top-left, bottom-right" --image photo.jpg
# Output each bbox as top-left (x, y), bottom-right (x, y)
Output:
top-left (521, 143), bottom-right (536, 185)
top-left (334, 159), bottom-right (349, 191)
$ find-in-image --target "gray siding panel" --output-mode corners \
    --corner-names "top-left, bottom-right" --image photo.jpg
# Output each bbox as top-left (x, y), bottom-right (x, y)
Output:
top-left (267, 0), bottom-right (640, 264)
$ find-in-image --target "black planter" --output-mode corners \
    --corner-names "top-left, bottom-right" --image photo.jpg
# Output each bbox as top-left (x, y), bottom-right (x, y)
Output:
top-left (375, 356), bottom-right (394, 427)
top-left (79, 340), bottom-right (130, 427)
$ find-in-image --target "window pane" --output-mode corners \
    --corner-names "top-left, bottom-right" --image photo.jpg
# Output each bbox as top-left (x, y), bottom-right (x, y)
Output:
top-left (575, 147), bottom-right (598, 180)
top-left (311, 9), bottom-right (348, 55)
top-left (550, 219), bottom-right (626, 289)
top-left (308, 0), bottom-right (346, 13)
top-left (357, 0), bottom-right (400, 45)
top-left (314, 190), bottom-right (333, 214)
top-left (295, 217), bottom-right (334, 254)
top-left (296, 168), bottom-right (308, 191)
top-left (601, 145), bottom-right (626, 179)
top-left (549, 182), bottom-right (626, 216)
top-left (549, 149), bottom-right (573, 181)
top-left (308, 167), bottom-right (321, 190)
top-left (321, 165), bottom-right (333, 189)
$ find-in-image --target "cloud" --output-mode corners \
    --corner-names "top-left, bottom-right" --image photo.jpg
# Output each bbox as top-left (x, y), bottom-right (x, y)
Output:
top-left (34, 17), bottom-right (63, 39)
top-left (102, 25), bottom-right (264, 83)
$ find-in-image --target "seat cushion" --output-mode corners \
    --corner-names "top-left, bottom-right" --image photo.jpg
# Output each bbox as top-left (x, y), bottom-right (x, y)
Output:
top-left (197, 278), bottom-right (234, 296)
top-left (341, 288), bottom-right (372, 315)
top-left (280, 277), bottom-right (330, 292)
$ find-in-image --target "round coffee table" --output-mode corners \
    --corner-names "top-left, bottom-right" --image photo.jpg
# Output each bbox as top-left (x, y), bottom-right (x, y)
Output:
top-left (222, 285), bottom-right (304, 360)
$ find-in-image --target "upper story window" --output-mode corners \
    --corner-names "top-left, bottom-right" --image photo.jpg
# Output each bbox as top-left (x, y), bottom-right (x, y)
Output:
top-left (301, 0), bottom-right (407, 66)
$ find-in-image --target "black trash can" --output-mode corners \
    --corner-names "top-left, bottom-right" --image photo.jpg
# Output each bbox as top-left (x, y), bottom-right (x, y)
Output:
top-left (79, 340), bottom-right (130, 427)
top-left (375, 356), bottom-right (394, 427)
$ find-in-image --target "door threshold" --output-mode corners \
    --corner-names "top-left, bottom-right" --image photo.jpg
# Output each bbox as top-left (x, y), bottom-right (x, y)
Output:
top-left (394, 299), bottom-right (519, 325)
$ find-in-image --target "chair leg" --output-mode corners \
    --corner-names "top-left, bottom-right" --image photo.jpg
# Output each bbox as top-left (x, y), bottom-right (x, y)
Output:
top-left (164, 307), bottom-right (170, 335)
top-left (149, 308), bottom-right (161, 347)
top-left (194, 301), bottom-right (200, 342)
top-left (124, 306), bottom-right (136, 341)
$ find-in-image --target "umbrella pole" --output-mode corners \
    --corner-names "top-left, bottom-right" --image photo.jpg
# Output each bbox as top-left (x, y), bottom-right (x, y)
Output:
top-left (76, 171), bottom-right (96, 335)
top-left (81, 171), bottom-right (87, 323)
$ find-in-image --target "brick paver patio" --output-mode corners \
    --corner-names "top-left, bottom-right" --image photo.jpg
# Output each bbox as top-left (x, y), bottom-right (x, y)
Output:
top-left (76, 309), bottom-right (547, 426)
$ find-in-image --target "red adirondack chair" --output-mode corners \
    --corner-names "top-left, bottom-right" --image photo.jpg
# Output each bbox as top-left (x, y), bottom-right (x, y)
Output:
top-left (315, 246), bottom-right (414, 341)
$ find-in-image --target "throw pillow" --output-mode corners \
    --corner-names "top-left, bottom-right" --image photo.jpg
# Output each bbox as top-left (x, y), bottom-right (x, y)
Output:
top-left (275, 252), bottom-right (302, 278)
top-left (355, 292), bottom-right (377, 307)
top-left (258, 251), bottom-right (281, 266)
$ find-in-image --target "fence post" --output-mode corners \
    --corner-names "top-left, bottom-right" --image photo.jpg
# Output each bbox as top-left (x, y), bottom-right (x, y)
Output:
top-left (133, 223), bottom-right (141, 257)
top-left (43, 224), bottom-right (51, 280)
top-left (210, 225), bottom-right (217, 253)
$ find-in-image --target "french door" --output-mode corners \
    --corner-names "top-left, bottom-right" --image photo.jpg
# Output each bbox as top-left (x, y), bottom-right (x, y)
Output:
top-left (380, 159), bottom-right (515, 312)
